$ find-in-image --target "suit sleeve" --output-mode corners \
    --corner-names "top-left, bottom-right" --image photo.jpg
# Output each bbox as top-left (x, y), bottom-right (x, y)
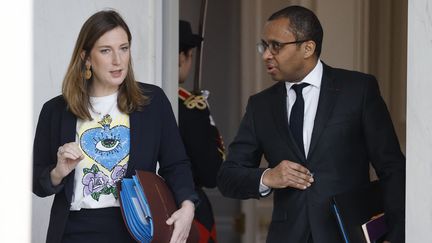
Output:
top-left (217, 98), bottom-right (266, 199)
top-left (155, 88), bottom-right (199, 206)
top-left (362, 77), bottom-right (405, 242)
top-left (33, 102), bottom-right (65, 197)
top-left (179, 105), bottom-right (224, 188)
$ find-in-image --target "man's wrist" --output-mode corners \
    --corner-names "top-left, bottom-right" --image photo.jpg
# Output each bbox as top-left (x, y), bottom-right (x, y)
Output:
top-left (259, 168), bottom-right (272, 196)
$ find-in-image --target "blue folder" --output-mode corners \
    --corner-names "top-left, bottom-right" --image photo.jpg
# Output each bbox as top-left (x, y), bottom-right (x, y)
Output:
top-left (118, 170), bottom-right (199, 243)
top-left (119, 176), bottom-right (153, 242)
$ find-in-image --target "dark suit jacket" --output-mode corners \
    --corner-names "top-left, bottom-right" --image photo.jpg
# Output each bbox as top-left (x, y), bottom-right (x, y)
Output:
top-left (217, 64), bottom-right (405, 243)
top-left (33, 83), bottom-right (198, 243)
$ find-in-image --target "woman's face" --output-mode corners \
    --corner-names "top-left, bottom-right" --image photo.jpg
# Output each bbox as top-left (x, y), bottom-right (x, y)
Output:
top-left (87, 26), bottom-right (130, 96)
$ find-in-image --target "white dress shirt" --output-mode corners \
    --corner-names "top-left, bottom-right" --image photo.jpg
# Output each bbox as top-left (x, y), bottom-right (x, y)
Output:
top-left (285, 60), bottom-right (323, 157)
top-left (260, 60), bottom-right (323, 195)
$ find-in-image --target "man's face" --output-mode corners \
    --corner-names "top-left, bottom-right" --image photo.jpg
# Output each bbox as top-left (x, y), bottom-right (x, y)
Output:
top-left (261, 18), bottom-right (307, 83)
top-left (179, 49), bottom-right (193, 83)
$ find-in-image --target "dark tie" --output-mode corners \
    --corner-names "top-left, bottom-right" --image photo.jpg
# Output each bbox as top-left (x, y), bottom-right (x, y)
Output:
top-left (289, 83), bottom-right (310, 156)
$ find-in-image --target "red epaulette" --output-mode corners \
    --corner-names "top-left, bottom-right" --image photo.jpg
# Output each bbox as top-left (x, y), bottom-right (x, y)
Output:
top-left (179, 87), bottom-right (193, 101)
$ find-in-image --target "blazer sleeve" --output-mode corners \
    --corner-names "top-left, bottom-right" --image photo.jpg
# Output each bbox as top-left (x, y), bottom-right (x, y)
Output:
top-left (362, 76), bottom-right (405, 242)
top-left (155, 88), bottom-right (199, 206)
top-left (217, 97), bottom-right (266, 199)
top-left (33, 102), bottom-right (65, 197)
top-left (179, 105), bottom-right (224, 188)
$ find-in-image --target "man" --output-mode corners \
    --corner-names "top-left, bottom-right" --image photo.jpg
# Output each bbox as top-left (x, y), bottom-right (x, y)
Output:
top-left (217, 6), bottom-right (405, 243)
top-left (178, 20), bottom-right (225, 243)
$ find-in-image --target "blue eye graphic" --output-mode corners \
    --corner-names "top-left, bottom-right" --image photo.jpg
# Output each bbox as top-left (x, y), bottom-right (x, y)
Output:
top-left (96, 138), bottom-right (120, 152)
top-left (80, 115), bottom-right (130, 171)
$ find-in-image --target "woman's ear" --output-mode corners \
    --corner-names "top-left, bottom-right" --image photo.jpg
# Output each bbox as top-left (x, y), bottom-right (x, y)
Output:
top-left (80, 51), bottom-right (90, 64)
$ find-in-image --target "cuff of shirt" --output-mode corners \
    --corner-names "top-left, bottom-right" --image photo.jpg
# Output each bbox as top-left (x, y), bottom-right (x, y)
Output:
top-left (259, 168), bottom-right (272, 197)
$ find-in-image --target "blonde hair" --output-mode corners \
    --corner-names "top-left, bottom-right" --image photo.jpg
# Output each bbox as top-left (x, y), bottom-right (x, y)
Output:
top-left (62, 10), bottom-right (148, 120)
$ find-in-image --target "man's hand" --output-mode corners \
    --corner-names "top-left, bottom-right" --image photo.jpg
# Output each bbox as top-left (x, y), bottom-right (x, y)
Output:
top-left (263, 160), bottom-right (314, 190)
top-left (51, 142), bottom-right (84, 186)
top-left (166, 200), bottom-right (195, 243)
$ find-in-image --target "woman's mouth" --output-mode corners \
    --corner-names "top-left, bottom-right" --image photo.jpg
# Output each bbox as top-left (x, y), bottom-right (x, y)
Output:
top-left (110, 69), bottom-right (122, 78)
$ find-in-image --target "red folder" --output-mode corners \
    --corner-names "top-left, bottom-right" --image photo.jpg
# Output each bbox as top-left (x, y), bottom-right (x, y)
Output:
top-left (118, 170), bottom-right (199, 242)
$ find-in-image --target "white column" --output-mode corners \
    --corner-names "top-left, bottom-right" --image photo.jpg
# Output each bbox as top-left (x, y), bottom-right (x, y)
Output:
top-left (0, 1), bottom-right (32, 243)
top-left (161, 0), bottom-right (179, 119)
top-left (406, 0), bottom-right (432, 241)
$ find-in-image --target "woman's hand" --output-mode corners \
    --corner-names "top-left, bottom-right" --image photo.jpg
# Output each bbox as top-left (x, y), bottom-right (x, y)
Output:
top-left (50, 142), bottom-right (84, 186)
top-left (166, 200), bottom-right (195, 243)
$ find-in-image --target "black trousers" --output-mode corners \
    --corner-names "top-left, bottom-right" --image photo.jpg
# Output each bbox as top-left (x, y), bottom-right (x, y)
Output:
top-left (62, 207), bottom-right (136, 243)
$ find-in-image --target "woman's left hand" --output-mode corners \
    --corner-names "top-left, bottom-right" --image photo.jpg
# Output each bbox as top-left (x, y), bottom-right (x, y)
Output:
top-left (166, 200), bottom-right (195, 243)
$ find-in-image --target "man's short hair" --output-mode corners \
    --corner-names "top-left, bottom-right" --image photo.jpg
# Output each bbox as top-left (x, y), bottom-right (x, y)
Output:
top-left (269, 5), bottom-right (323, 57)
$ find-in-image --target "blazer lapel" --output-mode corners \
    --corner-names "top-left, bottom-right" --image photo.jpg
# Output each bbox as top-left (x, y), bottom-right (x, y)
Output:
top-left (271, 82), bottom-right (306, 161)
top-left (60, 108), bottom-right (76, 145)
top-left (60, 106), bottom-right (77, 203)
top-left (127, 111), bottom-right (143, 177)
top-left (307, 64), bottom-right (340, 159)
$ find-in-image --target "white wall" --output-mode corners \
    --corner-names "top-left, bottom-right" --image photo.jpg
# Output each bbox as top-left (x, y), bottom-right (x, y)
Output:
top-left (0, 1), bottom-right (32, 243)
top-left (406, 0), bottom-right (432, 241)
top-left (32, 1), bottom-right (165, 242)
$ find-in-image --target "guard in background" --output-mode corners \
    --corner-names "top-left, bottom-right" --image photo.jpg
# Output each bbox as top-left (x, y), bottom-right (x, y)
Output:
top-left (178, 20), bottom-right (225, 243)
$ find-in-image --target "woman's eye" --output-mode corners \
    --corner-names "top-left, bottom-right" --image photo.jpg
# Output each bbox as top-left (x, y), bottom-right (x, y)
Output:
top-left (100, 49), bottom-right (110, 54)
top-left (96, 139), bottom-right (120, 152)
top-left (121, 46), bottom-right (129, 52)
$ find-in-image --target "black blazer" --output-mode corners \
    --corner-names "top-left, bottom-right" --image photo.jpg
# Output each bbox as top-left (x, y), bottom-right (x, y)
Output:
top-left (33, 83), bottom-right (198, 243)
top-left (217, 64), bottom-right (405, 243)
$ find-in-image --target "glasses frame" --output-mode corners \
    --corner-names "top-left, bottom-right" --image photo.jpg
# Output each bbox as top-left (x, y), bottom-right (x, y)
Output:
top-left (257, 39), bottom-right (309, 55)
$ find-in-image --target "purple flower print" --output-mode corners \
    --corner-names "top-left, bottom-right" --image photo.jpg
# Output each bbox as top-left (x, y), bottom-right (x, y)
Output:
top-left (82, 171), bottom-right (110, 196)
top-left (111, 164), bottom-right (128, 185)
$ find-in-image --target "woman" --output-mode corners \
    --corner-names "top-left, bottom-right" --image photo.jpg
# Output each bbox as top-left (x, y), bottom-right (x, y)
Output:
top-left (33, 10), bottom-right (198, 243)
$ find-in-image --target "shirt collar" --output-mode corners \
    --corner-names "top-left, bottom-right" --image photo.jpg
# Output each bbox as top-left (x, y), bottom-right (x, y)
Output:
top-left (285, 59), bottom-right (323, 92)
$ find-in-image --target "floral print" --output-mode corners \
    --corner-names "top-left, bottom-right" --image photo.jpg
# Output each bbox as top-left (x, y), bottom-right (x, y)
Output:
top-left (111, 164), bottom-right (128, 185)
top-left (82, 164), bottom-right (126, 201)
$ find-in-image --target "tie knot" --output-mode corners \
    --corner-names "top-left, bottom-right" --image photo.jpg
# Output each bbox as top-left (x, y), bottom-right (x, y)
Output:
top-left (291, 83), bottom-right (310, 95)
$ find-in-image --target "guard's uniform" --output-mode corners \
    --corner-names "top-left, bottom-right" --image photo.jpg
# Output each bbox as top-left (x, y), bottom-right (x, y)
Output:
top-left (178, 87), bottom-right (225, 243)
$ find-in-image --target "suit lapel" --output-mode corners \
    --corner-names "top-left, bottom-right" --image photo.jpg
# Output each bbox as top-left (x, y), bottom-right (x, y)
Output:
top-left (307, 64), bottom-right (340, 158)
top-left (271, 82), bottom-right (306, 161)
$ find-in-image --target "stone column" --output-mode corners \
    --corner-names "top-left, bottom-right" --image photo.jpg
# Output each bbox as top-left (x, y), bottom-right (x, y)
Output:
top-left (406, 0), bottom-right (432, 241)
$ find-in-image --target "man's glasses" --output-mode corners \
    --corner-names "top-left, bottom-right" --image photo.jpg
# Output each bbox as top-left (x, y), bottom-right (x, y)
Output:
top-left (257, 39), bottom-right (309, 55)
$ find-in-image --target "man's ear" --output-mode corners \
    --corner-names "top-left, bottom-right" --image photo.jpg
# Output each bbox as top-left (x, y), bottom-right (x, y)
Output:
top-left (303, 40), bottom-right (316, 59)
top-left (179, 52), bottom-right (186, 67)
